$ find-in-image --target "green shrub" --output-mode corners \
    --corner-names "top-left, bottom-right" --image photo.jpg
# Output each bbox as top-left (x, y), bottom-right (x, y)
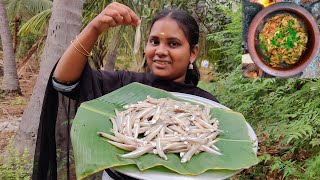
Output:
top-left (206, 1), bottom-right (241, 74)
top-left (202, 68), bottom-right (320, 179)
top-left (0, 140), bottom-right (33, 179)
top-left (198, 0), bottom-right (320, 177)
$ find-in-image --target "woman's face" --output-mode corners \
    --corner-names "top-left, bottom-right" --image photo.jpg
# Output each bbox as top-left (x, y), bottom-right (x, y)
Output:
top-left (145, 17), bottom-right (198, 83)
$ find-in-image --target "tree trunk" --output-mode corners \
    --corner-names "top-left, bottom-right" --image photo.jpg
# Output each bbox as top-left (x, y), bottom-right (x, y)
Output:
top-left (13, 17), bottom-right (20, 53)
top-left (0, 0), bottom-right (20, 92)
top-left (103, 26), bottom-right (121, 71)
top-left (14, 0), bottom-right (84, 155)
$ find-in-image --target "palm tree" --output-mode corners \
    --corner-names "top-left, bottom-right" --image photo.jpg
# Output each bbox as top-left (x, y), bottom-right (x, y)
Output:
top-left (5, 0), bottom-right (52, 52)
top-left (17, 8), bottom-right (51, 72)
top-left (0, 0), bottom-right (20, 92)
top-left (14, 0), bottom-right (84, 156)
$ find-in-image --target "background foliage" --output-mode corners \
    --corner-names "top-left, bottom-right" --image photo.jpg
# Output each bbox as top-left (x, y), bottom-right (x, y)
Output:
top-left (0, 140), bottom-right (32, 179)
top-left (206, 3), bottom-right (241, 74)
top-left (198, 0), bottom-right (320, 178)
top-left (201, 70), bottom-right (320, 179)
top-left (1, 0), bottom-right (319, 179)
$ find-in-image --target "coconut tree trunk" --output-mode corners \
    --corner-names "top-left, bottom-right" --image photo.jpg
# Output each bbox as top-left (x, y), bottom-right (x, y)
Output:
top-left (13, 17), bottom-right (20, 53)
top-left (103, 26), bottom-right (121, 71)
top-left (14, 0), bottom-right (84, 156)
top-left (0, 0), bottom-right (20, 92)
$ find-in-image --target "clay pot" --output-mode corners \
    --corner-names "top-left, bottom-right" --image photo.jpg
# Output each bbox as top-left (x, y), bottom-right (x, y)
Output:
top-left (248, 2), bottom-right (320, 77)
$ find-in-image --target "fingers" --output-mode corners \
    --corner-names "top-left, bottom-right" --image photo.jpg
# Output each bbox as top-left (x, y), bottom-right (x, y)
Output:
top-left (107, 9), bottom-right (124, 25)
top-left (101, 15), bottom-right (117, 28)
top-left (121, 5), bottom-right (140, 26)
top-left (105, 2), bottom-right (140, 27)
top-left (90, 2), bottom-right (140, 35)
top-left (114, 7), bottom-right (132, 25)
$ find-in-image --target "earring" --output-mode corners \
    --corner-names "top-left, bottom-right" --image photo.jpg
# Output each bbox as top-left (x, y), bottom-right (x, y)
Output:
top-left (188, 62), bottom-right (194, 70)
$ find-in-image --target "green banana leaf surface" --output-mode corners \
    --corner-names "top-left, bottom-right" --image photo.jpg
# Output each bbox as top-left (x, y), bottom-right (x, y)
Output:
top-left (71, 83), bottom-right (258, 179)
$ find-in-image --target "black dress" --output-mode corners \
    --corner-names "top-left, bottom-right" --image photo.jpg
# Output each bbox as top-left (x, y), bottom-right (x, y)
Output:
top-left (32, 63), bottom-right (218, 180)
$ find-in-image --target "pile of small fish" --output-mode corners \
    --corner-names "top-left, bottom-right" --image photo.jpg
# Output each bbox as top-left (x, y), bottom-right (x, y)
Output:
top-left (97, 96), bottom-right (223, 163)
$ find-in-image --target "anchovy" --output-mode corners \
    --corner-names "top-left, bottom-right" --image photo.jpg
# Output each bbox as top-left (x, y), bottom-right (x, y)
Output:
top-left (133, 24), bottom-right (141, 55)
top-left (181, 144), bottom-right (201, 163)
top-left (109, 117), bottom-right (118, 133)
top-left (118, 145), bottom-right (153, 159)
top-left (98, 96), bottom-right (223, 162)
top-left (106, 140), bottom-right (137, 151)
top-left (156, 137), bottom-right (168, 160)
top-left (144, 125), bottom-right (163, 143)
top-left (200, 145), bottom-right (222, 156)
top-left (133, 119), bottom-right (140, 139)
top-left (97, 132), bottom-right (121, 142)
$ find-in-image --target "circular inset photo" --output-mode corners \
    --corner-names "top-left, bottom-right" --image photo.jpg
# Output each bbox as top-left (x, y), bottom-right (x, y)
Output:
top-left (248, 2), bottom-right (320, 77)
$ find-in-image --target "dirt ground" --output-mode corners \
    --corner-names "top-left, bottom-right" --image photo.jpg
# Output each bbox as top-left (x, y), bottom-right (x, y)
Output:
top-left (0, 54), bottom-right (38, 153)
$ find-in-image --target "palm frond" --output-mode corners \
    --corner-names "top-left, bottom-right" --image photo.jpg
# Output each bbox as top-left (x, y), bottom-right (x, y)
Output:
top-left (18, 9), bottom-right (51, 36)
top-left (6, 0), bottom-right (32, 20)
top-left (5, 0), bottom-right (52, 20)
top-left (25, 0), bottom-right (52, 15)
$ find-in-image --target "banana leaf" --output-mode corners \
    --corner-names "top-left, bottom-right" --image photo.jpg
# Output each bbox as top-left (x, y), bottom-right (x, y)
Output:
top-left (71, 82), bottom-right (258, 179)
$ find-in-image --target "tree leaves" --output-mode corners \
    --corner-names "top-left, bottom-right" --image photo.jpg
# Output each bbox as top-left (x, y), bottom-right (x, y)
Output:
top-left (206, 1), bottom-right (241, 73)
top-left (5, 0), bottom-right (52, 21)
top-left (18, 9), bottom-right (51, 36)
top-left (208, 70), bottom-right (320, 178)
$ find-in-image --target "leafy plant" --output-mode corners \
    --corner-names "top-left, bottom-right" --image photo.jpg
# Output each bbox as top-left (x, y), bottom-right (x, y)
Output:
top-left (202, 69), bottom-right (320, 179)
top-left (206, 0), bottom-right (241, 73)
top-left (18, 8), bottom-right (51, 36)
top-left (198, 2), bottom-right (320, 176)
top-left (0, 140), bottom-right (33, 179)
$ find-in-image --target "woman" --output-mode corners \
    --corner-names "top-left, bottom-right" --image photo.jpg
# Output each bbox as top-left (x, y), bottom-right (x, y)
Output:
top-left (33, 2), bottom-right (217, 180)
top-left (52, 2), bottom-right (216, 101)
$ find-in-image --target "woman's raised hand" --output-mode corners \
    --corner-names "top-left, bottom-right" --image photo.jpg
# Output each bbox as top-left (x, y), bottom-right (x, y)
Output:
top-left (53, 2), bottom-right (140, 82)
top-left (89, 2), bottom-right (140, 35)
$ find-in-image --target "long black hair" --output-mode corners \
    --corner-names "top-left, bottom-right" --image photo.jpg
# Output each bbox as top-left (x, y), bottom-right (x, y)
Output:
top-left (149, 9), bottom-right (201, 85)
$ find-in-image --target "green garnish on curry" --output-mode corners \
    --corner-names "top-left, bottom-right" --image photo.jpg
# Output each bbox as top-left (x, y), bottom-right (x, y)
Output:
top-left (258, 14), bottom-right (308, 68)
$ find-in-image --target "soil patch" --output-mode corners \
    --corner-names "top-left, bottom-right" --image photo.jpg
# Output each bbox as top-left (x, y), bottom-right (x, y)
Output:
top-left (0, 55), bottom-right (38, 153)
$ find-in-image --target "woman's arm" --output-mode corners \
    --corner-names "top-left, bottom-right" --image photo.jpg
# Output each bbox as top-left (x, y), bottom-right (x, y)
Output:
top-left (53, 2), bottom-right (140, 83)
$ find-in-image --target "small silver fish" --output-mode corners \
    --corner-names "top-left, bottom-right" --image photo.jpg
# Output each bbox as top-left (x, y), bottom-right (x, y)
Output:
top-left (107, 140), bottom-right (137, 151)
top-left (133, 24), bottom-right (141, 55)
top-left (181, 144), bottom-right (201, 163)
top-left (118, 145), bottom-right (153, 159)
top-left (156, 137), bottom-right (168, 160)
top-left (98, 96), bottom-right (223, 162)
